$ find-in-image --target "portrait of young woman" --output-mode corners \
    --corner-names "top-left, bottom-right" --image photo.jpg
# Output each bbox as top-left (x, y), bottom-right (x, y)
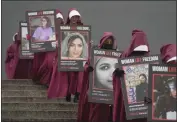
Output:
top-left (61, 32), bottom-right (88, 60)
top-left (94, 56), bottom-right (118, 90)
top-left (31, 16), bottom-right (55, 42)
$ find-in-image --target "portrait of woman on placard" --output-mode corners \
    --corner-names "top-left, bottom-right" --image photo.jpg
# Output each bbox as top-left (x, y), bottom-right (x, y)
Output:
top-left (94, 56), bottom-right (118, 90)
top-left (61, 32), bottom-right (88, 60)
top-left (21, 27), bottom-right (29, 50)
top-left (22, 37), bottom-right (30, 50)
top-left (32, 16), bottom-right (53, 42)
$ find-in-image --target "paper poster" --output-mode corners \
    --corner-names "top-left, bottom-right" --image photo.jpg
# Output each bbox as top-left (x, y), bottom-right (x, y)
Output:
top-left (119, 54), bottom-right (160, 120)
top-left (58, 25), bottom-right (91, 71)
top-left (148, 64), bottom-right (176, 122)
top-left (26, 9), bottom-right (57, 52)
top-left (19, 21), bottom-right (34, 59)
top-left (88, 48), bottom-right (122, 104)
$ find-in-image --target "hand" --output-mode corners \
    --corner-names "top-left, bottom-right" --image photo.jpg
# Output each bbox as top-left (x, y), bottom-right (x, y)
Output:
top-left (113, 68), bottom-right (125, 77)
top-left (144, 96), bottom-right (152, 104)
top-left (87, 66), bottom-right (94, 72)
top-left (51, 41), bottom-right (57, 48)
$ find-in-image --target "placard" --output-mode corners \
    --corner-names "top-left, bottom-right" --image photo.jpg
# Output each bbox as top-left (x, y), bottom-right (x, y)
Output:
top-left (58, 25), bottom-right (91, 71)
top-left (19, 21), bottom-right (34, 59)
top-left (88, 48), bottom-right (122, 104)
top-left (26, 9), bottom-right (57, 52)
top-left (148, 64), bottom-right (176, 122)
top-left (119, 54), bottom-right (160, 120)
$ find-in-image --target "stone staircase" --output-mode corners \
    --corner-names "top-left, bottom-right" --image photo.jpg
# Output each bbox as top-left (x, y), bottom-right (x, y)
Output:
top-left (1, 79), bottom-right (78, 122)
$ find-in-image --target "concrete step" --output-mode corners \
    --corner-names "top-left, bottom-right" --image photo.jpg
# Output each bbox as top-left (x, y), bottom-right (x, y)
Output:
top-left (2, 118), bottom-right (77, 122)
top-left (2, 102), bottom-right (78, 111)
top-left (2, 79), bottom-right (37, 85)
top-left (2, 85), bottom-right (47, 90)
top-left (2, 90), bottom-right (47, 97)
top-left (2, 110), bottom-right (77, 118)
top-left (1, 96), bottom-right (67, 103)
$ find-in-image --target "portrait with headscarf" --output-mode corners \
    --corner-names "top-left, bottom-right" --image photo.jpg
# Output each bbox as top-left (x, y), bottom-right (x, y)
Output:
top-left (61, 32), bottom-right (88, 60)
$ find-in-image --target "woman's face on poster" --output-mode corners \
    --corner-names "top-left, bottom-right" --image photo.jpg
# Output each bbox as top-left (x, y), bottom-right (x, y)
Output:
top-left (68, 38), bottom-right (83, 58)
top-left (96, 57), bottom-right (118, 89)
top-left (41, 18), bottom-right (47, 27)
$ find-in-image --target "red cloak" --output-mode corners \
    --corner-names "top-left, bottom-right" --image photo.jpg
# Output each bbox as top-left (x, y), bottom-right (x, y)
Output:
top-left (113, 29), bottom-right (150, 122)
top-left (5, 33), bottom-right (33, 79)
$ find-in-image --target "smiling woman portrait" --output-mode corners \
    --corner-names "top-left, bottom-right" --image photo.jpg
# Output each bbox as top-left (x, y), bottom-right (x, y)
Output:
top-left (32, 16), bottom-right (53, 42)
top-left (61, 32), bottom-right (88, 60)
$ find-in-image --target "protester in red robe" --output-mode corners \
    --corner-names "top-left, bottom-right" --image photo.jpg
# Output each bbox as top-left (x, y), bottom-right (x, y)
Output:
top-left (144, 43), bottom-right (176, 119)
top-left (160, 44), bottom-right (176, 64)
top-left (5, 32), bottom-right (33, 79)
top-left (65, 8), bottom-right (86, 102)
top-left (77, 32), bottom-right (118, 122)
top-left (153, 44), bottom-right (176, 118)
top-left (47, 8), bottom-right (85, 102)
top-left (113, 29), bottom-right (150, 122)
top-left (77, 59), bottom-right (93, 122)
top-left (34, 10), bottom-right (64, 87)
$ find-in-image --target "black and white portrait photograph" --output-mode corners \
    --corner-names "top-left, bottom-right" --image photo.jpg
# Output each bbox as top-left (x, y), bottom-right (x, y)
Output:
top-left (93, 56), bottom-right (118, 90)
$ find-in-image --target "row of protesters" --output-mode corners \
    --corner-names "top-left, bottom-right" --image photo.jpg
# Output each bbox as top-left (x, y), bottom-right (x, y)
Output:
top-left (5, 9), bottom-right (64, 80)
top-left (5, 8), bottom-right (88, 103)
top-left (47, 8), bottom-right (86, 103)
top-left (5, 8), bottom-right (176, 122)
top-left (31, 9), bottom-right (64, 86)
top-left (77, 28), bottom-right (176, 122)
top-left (77, 32), bottom-right (118, 122)
top-left (5, 32), bottom-right (33, 79)
top-left (112, 42), bottom-right (176, 122)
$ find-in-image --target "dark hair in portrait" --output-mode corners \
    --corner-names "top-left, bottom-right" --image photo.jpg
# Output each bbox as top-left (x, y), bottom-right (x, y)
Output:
top-left (94, 56), bottom-right (117, 90)
top-left (61, 32), bottom-right (88, 59)
top-left (153, 76), bottom-right (176, 119)
top-left (139, 73), bottom-right (147, 82)
top-left (68, 35), bottom-right (83, 46)
top-left (41, 16), bottom-right (52, 27)
top-left (135, 73), bottom-right (148, 102)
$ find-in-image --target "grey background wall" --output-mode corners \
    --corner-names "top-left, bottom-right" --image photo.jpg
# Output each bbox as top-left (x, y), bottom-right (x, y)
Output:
top-left (2, 1), bottom-right (176, 79)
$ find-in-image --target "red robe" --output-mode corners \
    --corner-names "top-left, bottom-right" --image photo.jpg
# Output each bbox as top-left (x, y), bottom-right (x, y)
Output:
top-left (77, 32), bottom-right (118, 122)
top-left (89, 32), bottom-right (118, 122)
top-left (77, 63), bottom-right (91, 122)
top-left (113, 29), bottom-right (150, 122)
top-left (160, 44), bottom-right (176, 63)
top-left (5, 34), bottom-right (33, 79)
top-left (37, 51), bottom-right (56, 86)
top-left (31, 52), bottom-right (46, 82)
top-left (47, 48), bottom-right (69, 98)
